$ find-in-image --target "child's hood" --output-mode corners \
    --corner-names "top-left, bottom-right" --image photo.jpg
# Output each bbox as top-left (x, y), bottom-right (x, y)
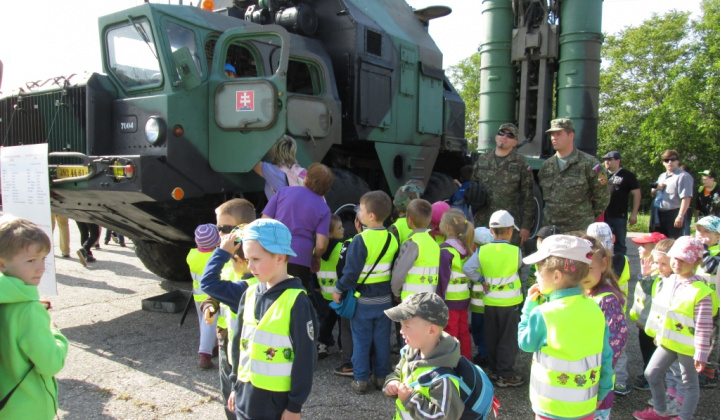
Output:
top-left (404, 331), bottom-right (460, 370)
top-left (443, 239), bottom-right (469, 258)
top-left (0, 273), bottom-right (39, 304)
top-left (256, 276), bottom-right (304, 297)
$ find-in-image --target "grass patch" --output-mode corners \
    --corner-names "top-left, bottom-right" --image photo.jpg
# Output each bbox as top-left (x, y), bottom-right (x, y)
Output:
top-left (626, 212), bottom-right (695, 235)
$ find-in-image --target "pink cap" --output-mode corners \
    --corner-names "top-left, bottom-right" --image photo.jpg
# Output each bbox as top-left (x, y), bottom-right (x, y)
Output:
top-left (667, 236), bottom-right (704, 264)
top-left (631, 232), bottom-right (667, 245)
top-left (431, 201), bottom-right (450, 226)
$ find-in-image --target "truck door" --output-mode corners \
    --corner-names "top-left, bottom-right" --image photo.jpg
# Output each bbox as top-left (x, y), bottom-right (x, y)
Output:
top-left (208, 26), bottom-right (289, 173)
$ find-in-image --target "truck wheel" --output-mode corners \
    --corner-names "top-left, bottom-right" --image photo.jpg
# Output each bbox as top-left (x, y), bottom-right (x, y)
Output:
top-left (134, 241), bottom-right (192, 282)
top-left (421, 172), bottom-right (458, 204)
top-left (530, 183), bottom-right (544, 238)
top-left (325, 168), bottom-right (370, 236)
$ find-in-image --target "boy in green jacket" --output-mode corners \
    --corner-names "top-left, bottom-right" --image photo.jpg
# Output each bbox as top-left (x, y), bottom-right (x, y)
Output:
top-left (0, 217), bottom-right (68, 420)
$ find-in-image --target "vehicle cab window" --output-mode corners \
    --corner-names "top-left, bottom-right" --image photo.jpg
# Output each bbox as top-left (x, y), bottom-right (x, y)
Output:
top-left (165, 21), bottom-right (203, 78)
top-left (287, 59), bottom-right (322, 96)
top-left (106, 20), bottom-right (162, 89)
top-left (225, 44), bottom-right (259, 78)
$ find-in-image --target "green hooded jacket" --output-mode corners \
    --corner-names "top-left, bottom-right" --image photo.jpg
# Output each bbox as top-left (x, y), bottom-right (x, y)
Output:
top-left (0, 273), bottom-right (68, 420)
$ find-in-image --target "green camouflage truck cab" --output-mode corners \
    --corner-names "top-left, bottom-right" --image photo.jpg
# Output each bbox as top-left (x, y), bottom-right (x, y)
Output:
top-left (0, 0), bottom-right (467, 281)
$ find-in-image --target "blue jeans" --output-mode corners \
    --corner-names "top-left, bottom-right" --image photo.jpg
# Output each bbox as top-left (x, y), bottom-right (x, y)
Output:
top-left (351, 301), bottom-right (392, 381)
top-left (605, 217), bottom-right (627, 276)
top-left (471, 311), bottom-right (487, 358)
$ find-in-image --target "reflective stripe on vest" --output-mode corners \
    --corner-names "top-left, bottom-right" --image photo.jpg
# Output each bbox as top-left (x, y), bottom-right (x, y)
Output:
top-left (393, 218), bottom-right (413, 245)
top-left (401, 232), bottom-right (440, 300)
top-left (237, 285), bottom-right (304, 392)
top-left (478, 243), bottom-right (522, 306)
top-left (658, 282), bottom-right (715, 356)
top-left (358, 229), bottom-right (398, 286)
top-left (442, 246), bottom-right (471, 302)
top-left (470, 282), bottom-right (485, 313)
top-left (531, 294), bottom-right (605, 418)
top-left (216, 262), bottom-right (237, 329)
top-left (645, 277), bottom-right (667, 338)
top-left (318, 241), bottom-right (344, 300)
top-left (187, 249), bottom-right (214, 301)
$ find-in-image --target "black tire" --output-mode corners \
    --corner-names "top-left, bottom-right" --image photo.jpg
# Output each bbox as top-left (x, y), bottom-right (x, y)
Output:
top-left (530, 182), bottom-right (544, 238)
top-left (421, 172), bottom-right (458, 204)
top-left (134, 240), bottom-right (192, 282)
top-left (325, 168), bottom-right (370, 237)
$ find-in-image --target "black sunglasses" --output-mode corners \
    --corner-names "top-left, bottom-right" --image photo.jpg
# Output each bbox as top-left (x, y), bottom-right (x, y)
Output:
top-left (497, 130), bottom-right (516, 139)
top-left (663, 158), bottom-right (678, 163)
top-left (216, 225), bottom-right (235, 234)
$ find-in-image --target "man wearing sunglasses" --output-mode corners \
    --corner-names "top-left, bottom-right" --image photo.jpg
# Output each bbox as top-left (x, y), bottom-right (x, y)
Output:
top-left (538, 118), bottom-right (610, 233)
top-left (471, 123), bottom-right (536, 246)
top-left (651, 149), bottom-right (693, 239)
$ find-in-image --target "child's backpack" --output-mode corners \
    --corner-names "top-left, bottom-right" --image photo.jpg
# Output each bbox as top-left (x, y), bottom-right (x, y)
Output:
top-left (278, 163), bottom-right (307, 187)
top-left (410, 356), bottom-right (499, 420)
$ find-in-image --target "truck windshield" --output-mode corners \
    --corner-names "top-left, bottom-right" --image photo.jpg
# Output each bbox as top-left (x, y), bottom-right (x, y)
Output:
top-left (106, 20), bottom-right (162, 89)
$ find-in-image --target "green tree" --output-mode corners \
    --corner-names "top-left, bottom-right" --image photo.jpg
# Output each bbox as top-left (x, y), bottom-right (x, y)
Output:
top-left (448, 51), bottom-right (481, 150)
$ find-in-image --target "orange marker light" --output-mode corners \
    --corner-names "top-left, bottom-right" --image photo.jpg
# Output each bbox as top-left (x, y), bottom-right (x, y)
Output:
top-left (173, 125), bottom-right (184, 137)
top-left (172, 188), bottom-right (185, 201)
top-left (201, 0), bottom-right (214, 10)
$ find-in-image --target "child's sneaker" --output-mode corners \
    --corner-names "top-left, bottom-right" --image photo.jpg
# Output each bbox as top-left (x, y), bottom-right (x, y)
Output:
top-left (351, 380), bottom-right (369, 395)
top-left (198, 353), bottom-right (213, 369)
top-left (633, 375), bottom-right (650, 391)
top-left (632, 408), bottom-right (672, 420)
top-left (333, 363), bottom-right (353, 377)
top-left (317, 343), bottom-right (329, 359)
top-left (614, 383), bottom-right (631, 396)
top-left (495, 375), bottom-right (524, 388)
top-left (77, 249), bottom-right (88, 267)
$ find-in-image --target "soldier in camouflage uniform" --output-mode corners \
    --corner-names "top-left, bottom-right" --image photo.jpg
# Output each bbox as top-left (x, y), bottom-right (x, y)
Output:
top-left (538, 119), bottom-right (610, 233)
top-left (472, 123), bottom-right (536, 246)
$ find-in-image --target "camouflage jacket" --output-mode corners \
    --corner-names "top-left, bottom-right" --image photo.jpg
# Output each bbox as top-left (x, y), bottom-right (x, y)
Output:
top-left (472, 149), bottom-right (536, 230)
top-left (538, 148), bottom-right (610, 232)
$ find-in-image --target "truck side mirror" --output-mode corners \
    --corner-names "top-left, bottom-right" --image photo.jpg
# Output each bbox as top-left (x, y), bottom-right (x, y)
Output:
top-left (172, 47), bottom-right (201, 90)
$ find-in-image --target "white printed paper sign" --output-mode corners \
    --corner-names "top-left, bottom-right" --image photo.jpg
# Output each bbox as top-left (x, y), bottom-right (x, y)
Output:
top-left (1, 144), bottom-right (57, 295)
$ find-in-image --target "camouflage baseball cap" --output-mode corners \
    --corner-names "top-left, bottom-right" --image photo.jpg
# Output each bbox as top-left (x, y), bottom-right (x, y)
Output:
top-left (546, 118), bottom-right (575, 133)
top-left (384, 292), bottom-right (449, 328)
top-left (498, 123), bottom-right (519, 139)
top-left (394, 181), bottom-right (425, 212)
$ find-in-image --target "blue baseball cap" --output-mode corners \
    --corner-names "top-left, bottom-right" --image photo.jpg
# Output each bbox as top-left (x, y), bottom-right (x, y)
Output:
top-left (243, 219), bottom-right (296, 256)
top-left (224, 63), bottom-right (237, 74)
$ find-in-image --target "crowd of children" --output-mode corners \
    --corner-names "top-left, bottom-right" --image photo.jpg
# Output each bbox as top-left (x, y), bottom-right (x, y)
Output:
top-left (5, 176), bottom-right (720, 420)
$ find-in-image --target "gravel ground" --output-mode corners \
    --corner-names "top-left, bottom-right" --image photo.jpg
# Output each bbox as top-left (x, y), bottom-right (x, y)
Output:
top-left (28, 226), bottom-right (720, 419)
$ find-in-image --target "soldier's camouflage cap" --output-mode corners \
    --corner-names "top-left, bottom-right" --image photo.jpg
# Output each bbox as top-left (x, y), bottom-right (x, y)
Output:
top-left (546, 118), bottom-right (575, 133)
top-left (498, 123), bottom-right (519, 139)
top-left (384, 292), bottom-right (449, 328)
top-left (394, 180), bottom-right (425, 212)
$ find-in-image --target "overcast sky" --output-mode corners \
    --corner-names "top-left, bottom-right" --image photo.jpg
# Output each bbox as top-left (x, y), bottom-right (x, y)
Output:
top-left (0, 0), bottom-right (703, 91)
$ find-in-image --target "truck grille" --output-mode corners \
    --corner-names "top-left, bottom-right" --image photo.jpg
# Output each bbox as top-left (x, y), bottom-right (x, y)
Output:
top-left (0, 85), bottom-right (87, 164)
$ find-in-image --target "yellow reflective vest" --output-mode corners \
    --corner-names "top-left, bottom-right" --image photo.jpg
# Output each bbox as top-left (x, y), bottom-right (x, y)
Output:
top-left (442, 246), bottom-right (470, 302)
top-left (237, 284), bottom-right (305, 392)
top-left (317, 241), bottom-right (344, 300)
top-left (657, 281), bottom-right (717, 356)
top-left (531, 294), bottom-right (606, 418)
top-left (394, 365), bottom-right (460, 420)
top-left (392, 217), bottom-right (413, 245)
top-left (478, 243), bottom-right (523, 307)
top-left (401, 231), bottom-right (441, 300)
top-left (358, 229), bottom-right (398, 286)
top-left (187, 248), bottom-right (214, 302)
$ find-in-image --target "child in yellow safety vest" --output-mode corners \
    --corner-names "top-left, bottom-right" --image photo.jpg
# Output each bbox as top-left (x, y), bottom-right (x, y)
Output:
top-left (580, 235), bottom-right (627, 420)
top-left (436, 209), bottom-right (475, 359)
top-left (468, 227), bottom-right (494, 367)
top-left (391, 199), bottom-right (440, 302)
top-left (187, 223), bottom-right (221, 370)
top-left (316, 214), bottom-right (345, 359)
top-left (693, 216), bottom-right (720, 388)
top-left (519, 235), bottom-right (614, 420)
top-left (463, 210), bottom-right (524, 388)
top-left (383, 292), bottom-right (464, 420)
top-left (198, 198), bottom-right (256, 419)
top-left (628, 235), bottom-right (670, 392)
top-left (586, 222), bottom-right (633, 395)
top-left (633, 236), bottom-right (718, 420)
top-left (229, 219), bottom-right (318, 420)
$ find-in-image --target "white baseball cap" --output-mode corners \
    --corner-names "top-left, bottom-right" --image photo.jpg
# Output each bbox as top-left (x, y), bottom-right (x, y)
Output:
top-left (489, 210), bottom-right (518, 231)
top-left (523, 235), bottom-right (594, 265)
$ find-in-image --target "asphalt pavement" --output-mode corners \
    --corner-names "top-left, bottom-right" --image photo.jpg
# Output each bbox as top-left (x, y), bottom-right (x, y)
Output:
top-left (32, 227), bottom-right (720, 419)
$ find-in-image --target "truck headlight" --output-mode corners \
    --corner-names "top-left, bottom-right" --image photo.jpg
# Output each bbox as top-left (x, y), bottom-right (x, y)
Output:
top-left (145, 117), bottom-right (165, 145)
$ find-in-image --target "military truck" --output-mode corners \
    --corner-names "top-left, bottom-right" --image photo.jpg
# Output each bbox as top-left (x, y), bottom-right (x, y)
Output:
top-left (0, 0), bottom-right (468, 281)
